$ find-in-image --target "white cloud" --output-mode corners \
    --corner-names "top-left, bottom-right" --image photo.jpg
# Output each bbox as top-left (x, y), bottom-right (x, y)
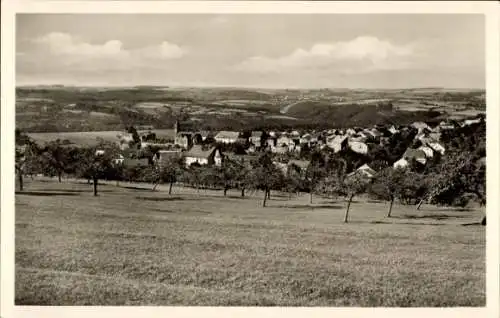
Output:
top-left (233, 36), bottom-right (418, 74)
top-left (30, 32), bottom-right (187, 70)
top-left (136, 41), bottom-right (186, 60)
top-left (34, 32), bottom-right (127, 58)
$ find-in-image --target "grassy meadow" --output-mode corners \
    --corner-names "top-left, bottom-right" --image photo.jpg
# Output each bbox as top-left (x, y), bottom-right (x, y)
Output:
top-left (15, 179), bottom-right (485, 306)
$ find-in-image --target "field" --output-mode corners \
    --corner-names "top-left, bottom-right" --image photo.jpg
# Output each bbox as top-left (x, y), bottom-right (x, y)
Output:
top-left (15, 179), bottom-right (485, 306)
top-left (26, 129), bottom-right (175, 146)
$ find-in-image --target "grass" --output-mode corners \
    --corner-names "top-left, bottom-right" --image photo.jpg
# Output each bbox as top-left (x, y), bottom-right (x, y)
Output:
top-left (15, 179), bottom-right (485, 306)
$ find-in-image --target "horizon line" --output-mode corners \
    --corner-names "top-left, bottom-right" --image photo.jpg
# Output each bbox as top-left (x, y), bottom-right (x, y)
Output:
top-left (15, 84), bottom-right (486, 91)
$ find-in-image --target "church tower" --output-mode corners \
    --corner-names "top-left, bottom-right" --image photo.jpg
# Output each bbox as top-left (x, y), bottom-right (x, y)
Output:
top-left (174, 120), bottom-right (179, 136)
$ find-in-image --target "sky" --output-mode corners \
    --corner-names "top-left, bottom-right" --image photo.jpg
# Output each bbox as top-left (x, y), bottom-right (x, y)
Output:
top-left (16, 14), bottom-right (485, 89)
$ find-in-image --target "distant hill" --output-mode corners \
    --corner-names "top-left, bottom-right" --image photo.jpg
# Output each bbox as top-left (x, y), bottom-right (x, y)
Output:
top-left (286, 101), bottom-right (442, 128)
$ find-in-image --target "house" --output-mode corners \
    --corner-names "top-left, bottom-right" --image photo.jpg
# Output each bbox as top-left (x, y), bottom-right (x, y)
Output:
top-left (112, 154), bottom-right (125, 165)
top-left (117, 132), bottom-right (134, 143)
top-left (291, 130), bottom-right (301, 138)
top-left (393, 148), bottom-right (428, 169)
top-left (426, 140), bottom-right (445, 155)
top-left (266, 138), bottom-right (277, 148)
top-left (236, 137), bottom-right (249, 145)
top-left (214, 131), bottom-right (240, 144)
top-left (250, 131), bottom-right (263, 147)
top-left (198, 131), bottom-right (212, 142)
top-left (357, 131), bottom-right (369, 139)
top-left (183, 145), bottom-right (222, 167)
top-left (350, 135), bottom-right (368, 143)
top-left (411, 121), bottom-right (430, 133)
top-left (434, 121), bottom-right (454, 131)
top-left (300, 133), bottom-right (312, 145)
top-left (277, 135), bottom-right (293, 148)
top-left (174, 134), bottom-right (191, 149)
top-left (346, 128), bottom-right (356, 136)
top-left (272, 144), bottom-right (288, 154)
top-left (348, 140), bottom-right (369, 154)
top-left (418, 145), bottom-right (434, 158)
top-left (347, 163), bottom-right (376, 179)
top-left (155, 149), bottom-right (182, 166)
top-left (356, 164), bottom-right (377, 178)
top-left (462, 118), bottom-right (482, 127)
top-left (367, 128), bottom-right (382, 139)
top-left (95, 149), bottom-right (105, 156)
top-left (247, 144), bottom-right (256, 153)
top-left (326, 135), bottom-right (348, 153)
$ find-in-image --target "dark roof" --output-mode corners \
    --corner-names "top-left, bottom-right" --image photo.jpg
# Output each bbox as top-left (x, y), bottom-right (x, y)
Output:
top-left (403, 148), bottom-right (427, 160)
top-left (251, 131), bottom-right (263, 137)
top-left (184, 145), bottom-right (216, 159)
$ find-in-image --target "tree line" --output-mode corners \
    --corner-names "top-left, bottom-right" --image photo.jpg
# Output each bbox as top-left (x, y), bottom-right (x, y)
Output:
top-left (15, 119), bottom-right (486, 224)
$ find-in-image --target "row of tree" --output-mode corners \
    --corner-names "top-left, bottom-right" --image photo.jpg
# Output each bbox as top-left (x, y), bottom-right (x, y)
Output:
top-left (15, 117), bottom-right (486, 223)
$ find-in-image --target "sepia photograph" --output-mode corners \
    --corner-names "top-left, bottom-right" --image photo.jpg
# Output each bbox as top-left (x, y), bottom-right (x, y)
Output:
top-left (2, 1), bottom-right (499, 316)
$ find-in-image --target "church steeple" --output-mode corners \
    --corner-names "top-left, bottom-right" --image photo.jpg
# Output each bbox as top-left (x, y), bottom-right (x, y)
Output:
top-left (174, 120), bottom-right (179, 136)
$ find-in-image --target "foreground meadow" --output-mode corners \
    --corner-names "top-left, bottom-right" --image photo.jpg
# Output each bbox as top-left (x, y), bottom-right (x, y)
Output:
top-left (15, 179), bottom-right (485, 306)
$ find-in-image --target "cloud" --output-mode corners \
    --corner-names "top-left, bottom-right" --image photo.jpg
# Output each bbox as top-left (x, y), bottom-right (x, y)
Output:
top-left (136, 41), bottom-right (186, 60)
top-left (34, 32), bottom-right (127, 58)
top-left (233, 36), bottom-right (419, 74)
top-left (28, 32), bottom-right (187, 71)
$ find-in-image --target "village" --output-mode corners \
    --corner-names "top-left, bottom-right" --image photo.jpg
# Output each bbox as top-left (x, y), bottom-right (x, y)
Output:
top-left (110, 116), bottom-right (483, 180)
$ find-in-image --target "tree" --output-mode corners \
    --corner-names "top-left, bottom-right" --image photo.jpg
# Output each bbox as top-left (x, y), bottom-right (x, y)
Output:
top-left (421, 151), bottom-right (485, 211)
top-left (40, 140), bottom-right (70, 182)
top-left (74, 143), bottom-right (120, 196)
top-left (284, 167), bottom-right (303, 199)
top-left (153, 157), bottom-right (184, 194)
top-left (215, 158), bottom-right (239, 197)
top-left (370, 168), bottom-right (407, 217)
top-left (249, 152), bottom-right (284, 207)
top-left (305, 151), bottom-right (326, 204)
top-left (126, 126), bottom-right (142, 149)
top-left (341, 173), bottom-right (370, 223)
top-left (15, 130), bottom-right (39, 191)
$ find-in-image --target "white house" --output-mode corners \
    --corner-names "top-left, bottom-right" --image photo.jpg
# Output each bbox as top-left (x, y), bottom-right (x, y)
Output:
top-left (411, 121), bottom-right (430, 133)
top-left (356, 164), bottom-right (377, 178)
top-left (250, 131), bottom-right (263, 147)
top-left (277, 135), bottom-right (294, 148)
top-left (326, 135), bottom-right (348, 153)
top-left (418, 145), bottom-right (434, 158)
top-left (174, 134), bottom-right (191, 149)
top-left (393, 148), bottom-right (428, 169)
top-left (427, 141), bottom-right (445, 155)
top-left (346, 128), bottom-right (356, 136)
top-left (348, 141), bottom-right (369, 154)
top-left (393, 158), bottom-right (409, 169)
top-left (462, 118), bottom-right (482, 127)
top-left (112, 154), bottom-right (124, 165)
top-left (214, 131), bottom-right (240, 144)
top-left (184, 146), bottom-right (222, 167)
top-left (388, 125), bottom-right (399, 134)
